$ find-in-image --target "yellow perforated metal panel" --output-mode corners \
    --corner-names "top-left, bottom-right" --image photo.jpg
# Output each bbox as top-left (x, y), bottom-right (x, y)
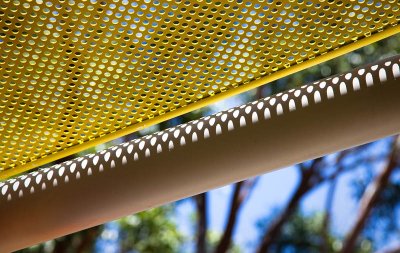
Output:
top-left (0, 0), bottom-right (400, 179)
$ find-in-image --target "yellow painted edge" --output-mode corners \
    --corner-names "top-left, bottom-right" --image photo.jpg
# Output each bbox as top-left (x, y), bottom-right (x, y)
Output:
top-left (1, 25), bottom-right (400, 180)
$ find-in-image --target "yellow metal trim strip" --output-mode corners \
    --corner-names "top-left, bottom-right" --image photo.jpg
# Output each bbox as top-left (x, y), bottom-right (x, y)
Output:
top-left (1, 25), bottom-right (400, 180)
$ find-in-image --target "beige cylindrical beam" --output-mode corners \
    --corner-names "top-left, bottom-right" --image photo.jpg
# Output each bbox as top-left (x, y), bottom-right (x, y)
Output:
top-left (1, 56), bottom-right (400, 251)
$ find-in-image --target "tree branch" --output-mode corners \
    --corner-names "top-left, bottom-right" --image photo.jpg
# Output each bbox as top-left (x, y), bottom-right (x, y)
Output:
top-left (214, 182), bottom-right (244, 253)
top-left (341, 136), bottom-right (400, 253)
top-left (76, 226), bottom-right (101, 253)
top-left (319, 150), bottom-right (357, 251)
top-left (321, 169), bottom-right (339, 252)
top-left (214, 179), bottom-right (257, 253)
top-left (256, 158), bottom-right (323, 253)
top-left (195, 193), bottom-right (208, 253)
top-left (53, 234), bottom-right (74, 253)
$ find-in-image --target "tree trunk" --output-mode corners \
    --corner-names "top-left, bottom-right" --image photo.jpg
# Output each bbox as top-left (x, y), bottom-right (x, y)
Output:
top-left (195, 193), bottom-right (208, 253)
top-left (256, 159), bottom-right (322, 253)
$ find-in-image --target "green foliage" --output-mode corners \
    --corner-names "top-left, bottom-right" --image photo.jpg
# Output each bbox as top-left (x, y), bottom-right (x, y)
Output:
top-left (17, 226), bottom-right (102, 253)
top-left (277, 212), bottom-right (327, 253)
top-left (258, 212), bottom-right (373, 253)
top-left (118, 205), bottom-right (183, 253)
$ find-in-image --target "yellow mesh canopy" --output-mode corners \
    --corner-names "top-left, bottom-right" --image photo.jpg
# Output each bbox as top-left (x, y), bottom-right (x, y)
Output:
top-left (1, 0), bottom-right (400, 179)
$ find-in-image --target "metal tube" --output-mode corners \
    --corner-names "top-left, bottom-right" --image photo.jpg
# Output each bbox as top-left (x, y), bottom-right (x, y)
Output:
top-left (1, 55), bottom-right (400, 251)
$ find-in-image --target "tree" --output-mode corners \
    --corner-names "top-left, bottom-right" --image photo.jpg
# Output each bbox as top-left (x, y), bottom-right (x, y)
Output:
top-left (118, 206), bottom-right (183, 253)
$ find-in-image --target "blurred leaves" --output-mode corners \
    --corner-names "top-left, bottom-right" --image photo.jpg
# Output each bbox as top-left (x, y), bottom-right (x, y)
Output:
top-left (258, 211), bottom-right (373, 253)
top-left (118, 205), bottom-right (183, 253)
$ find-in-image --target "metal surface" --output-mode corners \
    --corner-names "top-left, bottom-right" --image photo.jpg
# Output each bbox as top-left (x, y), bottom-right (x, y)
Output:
top-left (1, 55), bottom-right (399, 251)
top-left (1, 0), bottom-right (400, 177)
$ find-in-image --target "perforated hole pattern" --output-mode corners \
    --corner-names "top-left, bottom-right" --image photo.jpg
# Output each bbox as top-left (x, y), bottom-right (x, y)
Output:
top-left (1, 55), bottom-right (400, 200)
top-left (0, 0), bottom-right (400, 176)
